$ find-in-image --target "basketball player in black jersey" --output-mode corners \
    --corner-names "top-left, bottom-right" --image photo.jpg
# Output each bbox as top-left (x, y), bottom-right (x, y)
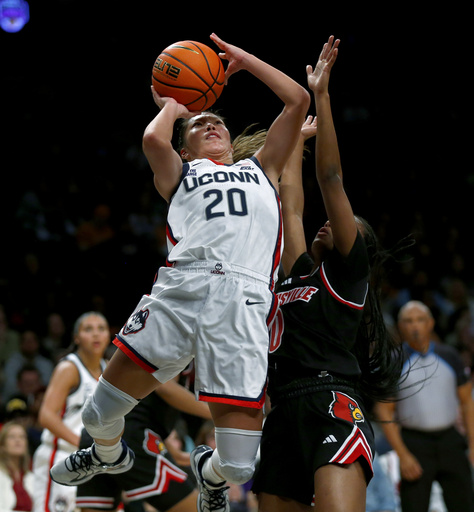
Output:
top-left (252, 36), bottom-right (411, 511)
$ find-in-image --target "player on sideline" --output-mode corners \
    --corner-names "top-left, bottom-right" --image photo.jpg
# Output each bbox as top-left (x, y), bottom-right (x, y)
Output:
top-left (32, 312), bottom-right (110, 512)
top-left (50, 32), bottom-right (310, 512)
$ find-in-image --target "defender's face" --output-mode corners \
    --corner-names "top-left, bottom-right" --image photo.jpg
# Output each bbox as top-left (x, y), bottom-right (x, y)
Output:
top-left (311, 221), bottom-right (334, 261)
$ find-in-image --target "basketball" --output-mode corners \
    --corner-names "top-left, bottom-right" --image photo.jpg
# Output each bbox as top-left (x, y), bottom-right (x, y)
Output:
top-left (152, 40), bottom-right (225, 111)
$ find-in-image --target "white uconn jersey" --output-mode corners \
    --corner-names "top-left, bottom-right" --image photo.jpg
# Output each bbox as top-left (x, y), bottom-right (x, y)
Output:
top-left (39, 353), bottom-right (106, 453)
top-left (166, 157), bottom-right (282, 286)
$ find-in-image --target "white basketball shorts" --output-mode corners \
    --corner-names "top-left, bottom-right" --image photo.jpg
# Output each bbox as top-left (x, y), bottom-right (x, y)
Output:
top-left (114, 261), bottom-right (277, 409)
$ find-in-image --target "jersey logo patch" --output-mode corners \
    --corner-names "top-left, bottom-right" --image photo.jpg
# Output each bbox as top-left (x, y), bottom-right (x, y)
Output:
top-left (123, 308), bottom-right (150, 335)
top-left (329, 391), bottom-right (364, 424)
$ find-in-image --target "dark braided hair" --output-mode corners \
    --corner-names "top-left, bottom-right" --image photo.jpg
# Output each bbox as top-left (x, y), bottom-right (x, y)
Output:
top-left (352, 216), bottom-right (415, 403)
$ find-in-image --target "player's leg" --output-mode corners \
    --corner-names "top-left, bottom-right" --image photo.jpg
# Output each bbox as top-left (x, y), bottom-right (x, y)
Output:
top-left (91, 348), bottom-right (162, 442)
top-left (159, 489), bottom-right (200, 512)
top-left (203, 402), bottom-right (263, 484)
top-left (258, 493), bottom-right (313, 512)
top-left (191, 403), bottom-right (263, 512)
top-left (190, 274), bottom-right (270, 510)
top-left (313, 462), bottom-right (367, 512)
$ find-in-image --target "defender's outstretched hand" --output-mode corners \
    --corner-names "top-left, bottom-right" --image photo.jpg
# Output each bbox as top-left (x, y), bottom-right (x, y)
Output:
top-left (306, 35), bottom-right (340, 95)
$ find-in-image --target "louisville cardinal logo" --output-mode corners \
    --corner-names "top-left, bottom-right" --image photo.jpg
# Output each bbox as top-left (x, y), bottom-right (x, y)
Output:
top-left (328, 391), bottom-right (364, 424)
top-left (143, 428), bottom-right (166, 456)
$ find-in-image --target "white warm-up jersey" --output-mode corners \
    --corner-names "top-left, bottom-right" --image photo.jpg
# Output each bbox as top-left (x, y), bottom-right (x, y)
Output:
top-left (166, 157), bottom-right (282, 288)
top-left (38, 353), bottom-right (106, 453)
top-left (33, 353), bottom-right (107, 512)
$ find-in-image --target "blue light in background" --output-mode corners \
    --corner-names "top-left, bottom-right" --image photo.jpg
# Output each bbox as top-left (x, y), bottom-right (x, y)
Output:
top-left (0, 0), bottom-right (29, 33)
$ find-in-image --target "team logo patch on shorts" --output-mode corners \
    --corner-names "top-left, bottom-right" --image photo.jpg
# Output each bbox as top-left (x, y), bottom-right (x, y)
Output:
top-left (328, 391), bottom-right (364, 424)
top-left (210, 262), bottom-right (225, 275)
top-left (143, 428), bottom-right (166, 456)
top-left (123, 308), bottom-right (150, 335)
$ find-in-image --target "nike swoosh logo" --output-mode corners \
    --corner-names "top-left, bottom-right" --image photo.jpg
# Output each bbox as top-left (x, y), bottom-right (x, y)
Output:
top-left (245, 299), bottom-right (264, 305)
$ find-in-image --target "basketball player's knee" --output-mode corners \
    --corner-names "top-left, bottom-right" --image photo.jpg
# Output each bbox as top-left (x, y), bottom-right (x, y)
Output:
top-left (81, 376), bottom-right (138, 440)
top-left (81, 395), bottom-right (125, 440)
top-left (218, 458), bottom-right (256, 485)
top-left (212, 427), bottom-right (261, 485)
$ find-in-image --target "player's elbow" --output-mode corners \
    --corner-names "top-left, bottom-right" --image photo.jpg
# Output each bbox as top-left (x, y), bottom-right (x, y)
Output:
top-left (293, 87), bottom-right (311, 112)
top-left (142, 130), bottom-right (169, 155)
top-left (282, 87), bottom-right (311, 122)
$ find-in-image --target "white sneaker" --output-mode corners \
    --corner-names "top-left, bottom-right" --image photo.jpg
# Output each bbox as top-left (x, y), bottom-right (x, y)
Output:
top-left (50, 441), bottom-right (135, 486)
top-left (190, 445), bottom-right (230, 512)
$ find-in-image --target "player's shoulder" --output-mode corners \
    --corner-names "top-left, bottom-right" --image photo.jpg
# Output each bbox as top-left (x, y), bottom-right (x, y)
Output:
top-left (49, 357), bottom-right (80, 387)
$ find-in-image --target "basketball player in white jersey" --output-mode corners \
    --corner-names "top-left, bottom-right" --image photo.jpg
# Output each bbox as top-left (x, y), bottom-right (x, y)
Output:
top-left (50, 32), bottom-right (310, 512)
top-left (33, 312), bottom-right (110, 512)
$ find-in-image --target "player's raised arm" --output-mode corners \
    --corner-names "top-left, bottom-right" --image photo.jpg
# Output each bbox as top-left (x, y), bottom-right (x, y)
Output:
top-left (142, 94), bottom-right (194, 202)
top-left (211, 33), bottom-right (310, 189)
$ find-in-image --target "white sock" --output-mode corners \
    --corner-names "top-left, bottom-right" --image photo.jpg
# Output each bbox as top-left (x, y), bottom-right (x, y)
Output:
top-left (202, 450), bottom-right (225, 484)
top-left (204, 427), bottom-right (261, 485)
top-left (93, 440), bottom-right (124, 463)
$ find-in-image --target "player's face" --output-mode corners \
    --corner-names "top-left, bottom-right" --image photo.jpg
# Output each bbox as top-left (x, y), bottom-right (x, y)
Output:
top-left (311, 217), bottom-right (366, 262)
top-left (311, 221), bottom-right (334, 261)
top-left (75, 315), bottom-right (110, 355)
top-left (182, 113), bottom-right (232, 160)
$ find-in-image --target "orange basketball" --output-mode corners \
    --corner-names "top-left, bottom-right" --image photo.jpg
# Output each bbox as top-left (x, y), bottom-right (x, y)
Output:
top-left (152, 40), bottom-right (225, 111)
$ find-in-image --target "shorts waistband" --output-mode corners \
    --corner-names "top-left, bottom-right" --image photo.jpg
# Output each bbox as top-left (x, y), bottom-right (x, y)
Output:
top-left (171, 260), bottom-right (270, 284)
top-left (271, 374), bottom-right (358, 402)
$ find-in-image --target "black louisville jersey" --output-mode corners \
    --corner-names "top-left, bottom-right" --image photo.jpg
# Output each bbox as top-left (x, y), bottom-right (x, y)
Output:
top-left (269, 232), bottom-right (369, 388)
